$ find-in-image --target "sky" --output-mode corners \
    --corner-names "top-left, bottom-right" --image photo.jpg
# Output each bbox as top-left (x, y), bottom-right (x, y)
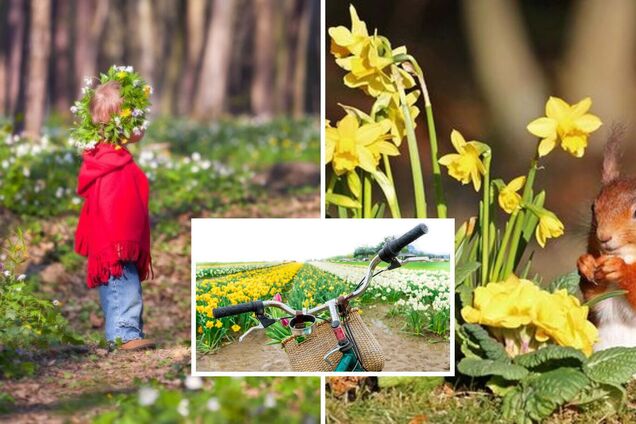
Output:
top-left (191, 218), bottom-right (454, 263)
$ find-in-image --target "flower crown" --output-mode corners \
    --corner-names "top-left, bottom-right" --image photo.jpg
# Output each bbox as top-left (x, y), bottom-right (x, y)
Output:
top-left (69, 65), bottom-right (152, 151)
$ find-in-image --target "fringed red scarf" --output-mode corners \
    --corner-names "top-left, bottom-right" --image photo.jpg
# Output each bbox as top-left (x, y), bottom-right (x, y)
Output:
top-left (74, 143), bottom-right (152, 288)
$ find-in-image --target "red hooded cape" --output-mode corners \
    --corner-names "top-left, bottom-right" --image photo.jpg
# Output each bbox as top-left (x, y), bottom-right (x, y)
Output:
top-left (74, 143), bottom-right (152, 288)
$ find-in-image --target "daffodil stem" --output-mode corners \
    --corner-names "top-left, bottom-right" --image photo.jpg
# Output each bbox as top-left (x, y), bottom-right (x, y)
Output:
top-left (383, 154), bottom-right (394, 185)
top-left (504, 159), bottom-right (538, 276)
top-left (393, 65), bottom-right (427, 218)
top-left (491, 211), bottom-right (518, 281)
top-left (480, 155), bottom-right (492, 285)
top-left (363, 172), bottom-right (372, 218)
top-left (424, 104), bottom-right (447, 218)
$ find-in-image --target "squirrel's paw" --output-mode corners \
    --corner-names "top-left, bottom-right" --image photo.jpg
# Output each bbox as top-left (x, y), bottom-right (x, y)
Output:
top-left (577, 254), bottom-right (597, 282)
top-left (594, 256), bottom-right (627, 286)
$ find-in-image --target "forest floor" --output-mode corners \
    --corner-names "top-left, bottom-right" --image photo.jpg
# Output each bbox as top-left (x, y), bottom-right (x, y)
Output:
top-left (198, 304), bottom-right (449, 373)
top-left (0, 192), bottom-right (320, 423)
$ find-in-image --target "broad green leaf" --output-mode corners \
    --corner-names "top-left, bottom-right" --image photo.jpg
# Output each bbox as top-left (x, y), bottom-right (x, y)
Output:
top-left (548, 271), bottom-right (581, 295)
top-left (461, 323), bottom-right (508, 361)
top-left (325, 193), bottom-right (360, 209)
top-left (458, 358), bottom-right (528, 380)
top-left (514, 345), bottom-right (587, 370)
top-left (455, 262), bottom-right (480, 287)
top-left (522, 367), bottom-right (589, 421)
top-left (584, 347), bottom-right (636, 385)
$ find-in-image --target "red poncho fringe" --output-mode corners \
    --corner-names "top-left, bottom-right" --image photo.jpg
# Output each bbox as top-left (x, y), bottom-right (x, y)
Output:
top-left (74, 143), bottom-right (152, 288)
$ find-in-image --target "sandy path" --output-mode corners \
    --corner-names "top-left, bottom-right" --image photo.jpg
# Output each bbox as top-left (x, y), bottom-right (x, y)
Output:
top-left (198, 304), bottom-right (450, 372)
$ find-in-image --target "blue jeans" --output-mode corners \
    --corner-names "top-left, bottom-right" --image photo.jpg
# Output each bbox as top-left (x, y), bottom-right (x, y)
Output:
top-left (99, 262), bottom-right (144, 343)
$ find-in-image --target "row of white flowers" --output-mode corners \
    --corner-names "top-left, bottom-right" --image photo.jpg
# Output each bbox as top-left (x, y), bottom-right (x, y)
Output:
top-left (309, 261), bottom-right (451, 313)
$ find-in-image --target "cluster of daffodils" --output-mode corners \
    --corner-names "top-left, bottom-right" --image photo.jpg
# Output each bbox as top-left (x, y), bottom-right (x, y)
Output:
top-left (196, 262), bottom-right (277, 280)
top-left (443, 97), bottom-right (602, 249)
top-left (326, 5), bottom-right (430, 218)
top-left (69, 65), bottom-right (152, 151)
top-left (461, 274), bottom-right (598, 356)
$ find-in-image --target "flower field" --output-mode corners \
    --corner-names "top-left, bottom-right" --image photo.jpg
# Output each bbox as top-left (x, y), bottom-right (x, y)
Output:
top-left (195, 262), bottom-right (278, 280)
top-left (196, 262), bottom-right (303, 350)
top-left (196, 259), bottom-right (451, 353)
top-left (311, 261), bottom-right (451, 336)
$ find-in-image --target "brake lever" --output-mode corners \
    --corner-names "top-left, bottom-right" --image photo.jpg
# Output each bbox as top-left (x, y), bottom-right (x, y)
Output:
top-left (323, 345), bottom-right (341, 368)
top-left (239, 313), bottom-right (277, 342)
top-left (386, 257), bottom-right (402, 270)
top-left (239, 323), bottom-right (263, 342)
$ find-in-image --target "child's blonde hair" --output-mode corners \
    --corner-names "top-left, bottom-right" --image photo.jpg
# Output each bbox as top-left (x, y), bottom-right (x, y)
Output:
top-left (90, 81), bottom-right (123, 124)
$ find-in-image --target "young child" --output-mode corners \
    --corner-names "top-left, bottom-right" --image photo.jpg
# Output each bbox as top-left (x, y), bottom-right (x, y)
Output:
top-left (74, 80), bottom-right (155, 350)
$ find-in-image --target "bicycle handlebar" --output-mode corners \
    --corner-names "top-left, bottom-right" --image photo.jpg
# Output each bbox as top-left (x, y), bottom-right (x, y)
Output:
top-left (213, 301), bottom-right (264, 318)
top-left (378, 224), bottom-right (428, 263)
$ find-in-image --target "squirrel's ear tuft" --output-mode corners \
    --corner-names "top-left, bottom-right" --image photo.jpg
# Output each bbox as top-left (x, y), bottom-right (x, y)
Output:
top-left (602, 124), bottom-right (624, 185)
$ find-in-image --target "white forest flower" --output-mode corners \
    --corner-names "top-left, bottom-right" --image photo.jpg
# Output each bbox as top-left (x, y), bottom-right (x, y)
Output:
top-left (206, 397), bottom-right (220, 412)
top-left (133, 79), bottom-right (141, 87)
top-left (52, 299), bottom-right (60, 306)
top-left (264, 393), bottom-right (277, 409)
top-left (81, 87), bottom-right (89, 95)
top-left (138, 387), bottom-right (159, 406)
top-left (177, 399), bottom-right (189, 417)
top-left (72, 197), bottom-right (81, 205)
top-left (83, 77), bottom-right (93, 87)
top-left (142, 120), bottom-right (150, 130)
top-left (125, 66), bottom-right (133, 72)
top-left (191, 152), bottom-right (201, 162)
top-left (184, 375), bottom-right (203, 390)
top-left (132, 127), bottom-right (142, 136)
top-left (3, 270), bottom-right (11, 277)
top-left (70, 106), bottom-right (78, 114)
top-left (17, 274), bottom-right (26, 281)
top-left (132, 108), bottom-right (143, 117)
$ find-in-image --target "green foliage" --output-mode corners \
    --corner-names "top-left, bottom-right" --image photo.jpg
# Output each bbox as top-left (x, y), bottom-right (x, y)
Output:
top-left (458, 323), bottom-right (636, 422)
top-left (0, 231), bottom-right (82, 378)
top-left (584, 347), bottom-right (636, 386)
top-left (547, 271), bottom-right (580, 295)
top-left (0, 117), bottom-right (319, 219)
top-left (93, 377), bottom-right (320, 424)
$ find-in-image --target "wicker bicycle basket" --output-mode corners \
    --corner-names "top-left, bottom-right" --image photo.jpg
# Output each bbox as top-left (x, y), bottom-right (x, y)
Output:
top-left (281, 309), bottom-right (384, 372)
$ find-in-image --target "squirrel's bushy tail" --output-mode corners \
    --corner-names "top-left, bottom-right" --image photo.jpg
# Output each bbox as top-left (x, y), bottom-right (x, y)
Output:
top-left (602, 124), bottom-right (624, 185)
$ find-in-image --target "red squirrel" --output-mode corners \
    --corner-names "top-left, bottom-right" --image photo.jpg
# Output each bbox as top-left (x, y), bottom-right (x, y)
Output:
top-left (577, 127), bottom-right (636, 350)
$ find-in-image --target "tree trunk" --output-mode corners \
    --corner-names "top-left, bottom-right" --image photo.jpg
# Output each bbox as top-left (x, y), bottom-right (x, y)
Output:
top-left (275, 0), bottom-right (296, 114)
top-left (178, 0), bottom-right (206, 115)
top-left (24, 0), bottom-right (52, 137)
top-left (251, 0), bottom-right (275, 118)
top-left (53, 0), bottom-right (71, 114)
top-left (0, 2), bottom-right (9, 115)
top-left (462, 0), bottom-right (547, 156)
top-left (6, 0), bottom-right (26, 118)
top-left (74, 0), bottom-right (108, 95)
top-left (292, 0), bottom-right (312, 118)
top-left (193, 0), bottom-right (237, 119)
top-left (563, 0), bottom-right (636, 153)
top-left (137, 0), bottom-right (154, 84)
top-left (159, 0), bottom-right (184, 115)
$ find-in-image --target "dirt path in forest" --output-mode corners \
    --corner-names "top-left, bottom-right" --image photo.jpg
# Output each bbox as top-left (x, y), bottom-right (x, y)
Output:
top-left (198, 304), bottom-right (450, 372)
top-left (1, 192), bottom-right (319, 423)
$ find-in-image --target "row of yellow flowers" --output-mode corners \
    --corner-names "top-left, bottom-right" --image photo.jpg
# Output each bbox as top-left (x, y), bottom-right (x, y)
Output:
top-left (196, 262), bottom-right (302, 350)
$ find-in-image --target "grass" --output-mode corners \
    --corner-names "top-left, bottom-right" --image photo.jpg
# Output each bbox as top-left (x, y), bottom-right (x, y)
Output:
top-left (326, 379), bottom-right (636, 424)
top-left (332, 260), bottom-right (451, 272)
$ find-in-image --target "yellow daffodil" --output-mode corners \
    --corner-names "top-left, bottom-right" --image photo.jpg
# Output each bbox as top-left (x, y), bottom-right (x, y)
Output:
top-left (532, 208), bottom-right (564, 248)
top-left (120, 108), bottom-right (131, 118)
top-left (231, 324), bottom-right (241, 332)
top-left (143, 85), bottom-right (151, 97)
top-left (205, 321), bottom-right (214, 329)
top-left (325, 113), bottom-right (394, 176)
top-left (372, 91), bottom-right (420, 146)
top-left (197, 326), bottom-right (203, 334)
top-left (462, 274), bottom-right (598, 356)
top-left (498, 176), bottom-right (525, 214)
top-left (116, 71), bottom-right (127, 79)
top-left (439, 130), bottom-right (489, 191)
top-left (527, 96), bottom-right (602, 158)
top-left (328, 4), bottom-right (369, 58)
top-left (215, 320), bottom-right (222, 328)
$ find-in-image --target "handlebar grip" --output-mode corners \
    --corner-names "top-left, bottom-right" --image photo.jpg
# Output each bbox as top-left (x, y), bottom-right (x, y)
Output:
top-left (213, 301), bottom-right (264, 318)
top-left (378, 224), bottom-right (428, 262)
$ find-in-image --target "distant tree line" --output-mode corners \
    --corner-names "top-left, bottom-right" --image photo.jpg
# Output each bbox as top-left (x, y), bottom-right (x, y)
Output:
top-left (0, 0), bottom-right (320, 136)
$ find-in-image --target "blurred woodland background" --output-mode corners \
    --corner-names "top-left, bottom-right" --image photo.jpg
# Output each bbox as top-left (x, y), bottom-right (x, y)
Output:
top-left (327, 0), bottom-right (636, 279)
top-left (1, 0), bottom-right (320, 136)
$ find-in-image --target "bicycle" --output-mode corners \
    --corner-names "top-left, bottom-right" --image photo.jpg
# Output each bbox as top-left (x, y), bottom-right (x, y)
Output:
top-left (212, 224), bottom-right (429, 372)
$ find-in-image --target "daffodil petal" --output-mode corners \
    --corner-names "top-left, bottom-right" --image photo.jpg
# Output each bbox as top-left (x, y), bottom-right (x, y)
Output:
top-left (537, 137), bottom-right (557, 157)
top-left (357, 146), bottom-right (378, 173)
top-left (575, 114), bottom-right (602, 133)
top-left (508, 176), bottom-right (526, 192)
top-left (338, 113), bottom-right (359, 138)
top-left (571, 97), bottom-right (592, 118)
top-left (545, 96), bottom-right (570, 121)
top-left (527, 117), bottom-right (557, 138)
top-left (450, 130), bottom-right (467, 152)
top-left (438, 154), bottom-right (459, 165)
